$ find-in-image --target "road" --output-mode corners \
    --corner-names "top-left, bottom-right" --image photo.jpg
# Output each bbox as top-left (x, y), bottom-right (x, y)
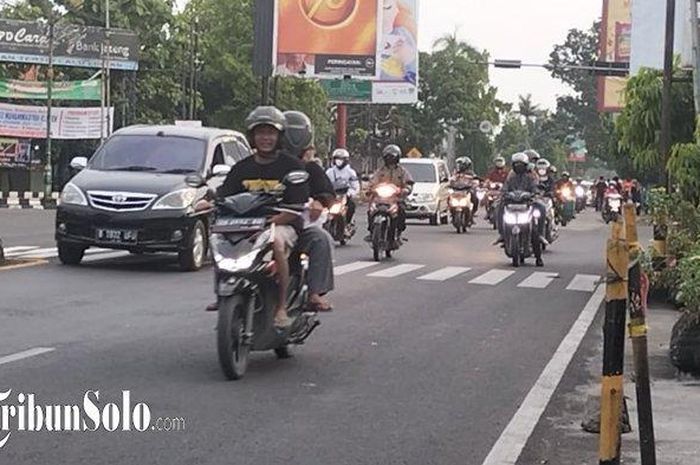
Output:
top-left (0, 208), bottom-right (607, 464)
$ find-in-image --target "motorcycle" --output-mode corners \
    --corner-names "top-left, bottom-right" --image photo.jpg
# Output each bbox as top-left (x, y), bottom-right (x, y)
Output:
top-left (602, 191), bottom-right (623, 224)
top-left (210, 172), bottom-right (320, 380)
top-left (555, 185), bottom-right (576, 227)
top-left (448, 180), bottom-right (474, 234)
top-left (324, 187), bottom-right (355, 246)
top-left (485, 181), bottom-right (503, 230)
top-left (369, 183), bottom-right (404, 261)
top-left (575, 185), bottom-right (587, 213)
top-left (538, 194), bottom-right (558, 246)
top-left (502, 190), bottom-right (541, 268)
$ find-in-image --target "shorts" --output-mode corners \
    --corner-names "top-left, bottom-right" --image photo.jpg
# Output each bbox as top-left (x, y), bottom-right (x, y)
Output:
top-left (274, 225), bottom-right (298, 255)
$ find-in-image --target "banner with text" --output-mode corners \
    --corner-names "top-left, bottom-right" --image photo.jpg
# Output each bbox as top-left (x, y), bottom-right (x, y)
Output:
top-left (0, 137), bottom-right (32, 167)
top-left (0, 103), bottom-right (113, 139)
top-left (0, 79), bottom-right (101, 100)
top-left (598, 0), bottom-right (631, 112)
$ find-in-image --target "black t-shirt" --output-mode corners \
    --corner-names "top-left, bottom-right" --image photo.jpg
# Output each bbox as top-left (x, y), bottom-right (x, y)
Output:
top-left (305, 161), bottom-right (335, 208)
top-left (217, 152), bottom-right (310, 209)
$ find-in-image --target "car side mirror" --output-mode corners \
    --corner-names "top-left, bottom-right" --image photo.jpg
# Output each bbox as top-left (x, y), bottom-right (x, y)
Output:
top-left (70, 157), bottom-right (88, 170)
top-left (185, 174), bottom-right (207, 188)
top-left (211, 164), bottom-right (231, 178)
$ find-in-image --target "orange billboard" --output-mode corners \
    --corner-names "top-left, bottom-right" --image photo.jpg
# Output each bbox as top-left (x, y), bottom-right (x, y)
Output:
top-left (274, 0), bottom-right (381, 78)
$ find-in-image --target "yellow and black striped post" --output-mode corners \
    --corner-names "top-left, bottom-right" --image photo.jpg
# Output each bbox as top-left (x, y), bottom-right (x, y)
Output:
top-left (624, 204), bottom-right (657, 465)
top-left (599, 219), bottom-right (629, 465)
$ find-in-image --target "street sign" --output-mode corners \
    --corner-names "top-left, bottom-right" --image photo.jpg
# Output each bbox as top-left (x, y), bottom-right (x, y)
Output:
top-left (320, 79), bottom-right (372, 103)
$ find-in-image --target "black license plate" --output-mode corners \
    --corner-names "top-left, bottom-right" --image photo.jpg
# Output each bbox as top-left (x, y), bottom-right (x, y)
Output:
top-left (95, 228), bottom-right (138, 244)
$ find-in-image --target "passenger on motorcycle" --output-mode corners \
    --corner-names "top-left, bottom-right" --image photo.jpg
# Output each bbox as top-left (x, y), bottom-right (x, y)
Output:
top-left (326, 148), bottom-right (360, 224)
top-left (451, 156), bottom-right (480, 220)
top-left (217, 106), bottom-right (310, 328)
top-left (282, 110), bottom-right (337, 313)
top-left (536, 159), bottom-right (555, 194)
top-left (366, 145), bottom-right (413, 242)
top-left (524, 149), bottom-right (541, 178)
top-left (496, 152), bottom-right (544, 266)
top-left (486, 156), bottom-right (509, 184)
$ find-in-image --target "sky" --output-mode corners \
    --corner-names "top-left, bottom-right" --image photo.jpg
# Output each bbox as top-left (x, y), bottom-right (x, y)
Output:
top-left (416, 0), bottom-right (602, 110)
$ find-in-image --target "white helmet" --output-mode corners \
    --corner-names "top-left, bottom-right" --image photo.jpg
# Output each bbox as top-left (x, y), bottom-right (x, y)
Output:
top-left (332, 148), bottom-right (350, 160)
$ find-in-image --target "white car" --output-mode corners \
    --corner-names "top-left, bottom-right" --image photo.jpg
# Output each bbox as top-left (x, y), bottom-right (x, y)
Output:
top-left (400, 158), bottom-right (451, 226)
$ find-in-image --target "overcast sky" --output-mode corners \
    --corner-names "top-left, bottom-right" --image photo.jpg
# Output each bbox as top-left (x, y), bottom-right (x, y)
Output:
top-left (417, 0), bottom-right (602, 110)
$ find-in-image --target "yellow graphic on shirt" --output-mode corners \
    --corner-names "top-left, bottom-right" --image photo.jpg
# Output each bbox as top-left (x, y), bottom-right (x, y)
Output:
top-left (243, 179), bottom-right (284, 193)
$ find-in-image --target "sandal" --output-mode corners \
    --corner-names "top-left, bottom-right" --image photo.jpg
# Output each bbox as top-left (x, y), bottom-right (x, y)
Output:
top-left (274, 315), bottom-right (295, 329)
top-left (306, 301), bottom-right (334, 313)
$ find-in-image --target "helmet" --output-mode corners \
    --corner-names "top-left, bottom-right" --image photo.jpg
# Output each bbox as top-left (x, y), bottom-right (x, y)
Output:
top-left (511, 152), bottom-right (529, 174)
top-left (536, 158), bottom-right (551, 177)
top-left (455, 156), bottom-right (473, 173)
top-left (494, 156), bottom-right (506, 168)
top-left (282, 111), bottom-right (314, 158)
top-left (523, 149), bottom-right (541, 164)
top-left (549, 165), bottom-right (558, 175)
top-left (332, 148), bottom-right (350, 168)
top-left (245, 106), bottom-right (286, 134)
top-left (562, 171), bottom-right (571, 180)
top-left (382, 144), bottom-right (402, 166)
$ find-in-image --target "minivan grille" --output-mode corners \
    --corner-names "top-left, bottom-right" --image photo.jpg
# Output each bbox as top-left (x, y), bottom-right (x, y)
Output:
top-left (87, 191), bottom-right (157, 212)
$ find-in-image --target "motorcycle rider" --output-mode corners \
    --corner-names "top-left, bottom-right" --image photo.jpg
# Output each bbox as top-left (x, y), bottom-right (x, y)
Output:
top-left (217, 106), bottom-right (310, 328)
top-left (497, 152), bottom-right (544, 267)
top-left (326, 148), bottom-right (360, 225)
top-left (450, 156), bottom-right (480, 221)
top-left (486, 156), bottom-right (509, 184)
top-left (594, 176), bottom-right (607, 211)
top-left (366, 144), bottom-right (414, 243)
top-left (282, 110), bottom-right (336, 313)
top-left (535, 159), bottom-right (555, 194)
top-left (554, 171), bottom-right (574, 193)
top-left (524, 149), bottom-right (541, 178)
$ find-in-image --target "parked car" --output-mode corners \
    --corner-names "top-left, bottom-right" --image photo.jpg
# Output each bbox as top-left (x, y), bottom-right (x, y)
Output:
top-left (400, 158), bottom-right (451, 225)
top-left (55, 125), bottom-right (251, 271)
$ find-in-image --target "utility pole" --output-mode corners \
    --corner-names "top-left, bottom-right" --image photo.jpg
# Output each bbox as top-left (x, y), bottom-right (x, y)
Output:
top-left (660, 0), bottom-right (676, 192)
top-left (690, 0), bottom-right (700, 119)
top-left (105, 0), bottom-right (111, 136)
top-left (44, 15), bottom-right (55, 198)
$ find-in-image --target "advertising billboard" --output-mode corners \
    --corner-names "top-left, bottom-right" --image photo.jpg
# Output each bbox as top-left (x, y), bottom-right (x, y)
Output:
top-left (0, 19), bottom-right (139, 71)
top-left (274, 0), bottom-right (382, 79)
top-left (0, 103), bottom-right (113, 139)
top-left (0, 79), bottom-right (101, 100)
top-left (598, 0), bottom-right (631, 112)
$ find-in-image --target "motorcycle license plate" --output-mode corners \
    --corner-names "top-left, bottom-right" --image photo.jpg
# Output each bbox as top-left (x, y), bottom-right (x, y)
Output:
top-left (214, 217), bottom-right (266, 232)
top-left (95, 228), bottom-right (138, 244)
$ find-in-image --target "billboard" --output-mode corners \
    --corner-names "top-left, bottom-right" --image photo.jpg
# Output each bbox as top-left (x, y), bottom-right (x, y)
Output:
top-left (598, 0), bottom-right (631, 112)
top-left (0, 79), bottom-right (101, 100)
top-left (274, 0), bottom-right (382, 78)
top-left (0, 138), bottom-right (32, 168)
top-left (0, 19), bottom-right (139, 71)
top-left (0, 103), bottom-right (113, 139)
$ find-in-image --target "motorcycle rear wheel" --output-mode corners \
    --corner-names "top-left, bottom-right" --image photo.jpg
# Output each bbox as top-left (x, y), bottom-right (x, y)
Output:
top-left (217, 295), bottom-right (250, 381)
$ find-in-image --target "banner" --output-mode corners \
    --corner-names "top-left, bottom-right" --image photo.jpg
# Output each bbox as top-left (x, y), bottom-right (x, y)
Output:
top-left (374, 0), bottom-right (419, 103)
top-left (0, 79), bottom-right (101, 100)
top-left (0, 137), bottom-right (32, 167)
top-left (0, 103), bottom-right (113, 139)
top-left (274, 0), bottom-right (382, 78)
top-left (0, 19), bottom-right (139, 71)
top-left (320, 79), bottom-right (372, 103)
top-left (598, 0), bottom-right (631, 112)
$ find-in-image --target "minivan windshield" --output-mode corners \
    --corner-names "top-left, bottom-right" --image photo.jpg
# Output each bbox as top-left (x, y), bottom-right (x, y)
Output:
top-left (89, 135), bottom-right (206, 174)
top-left (401, 163), bottom-right (437, 183)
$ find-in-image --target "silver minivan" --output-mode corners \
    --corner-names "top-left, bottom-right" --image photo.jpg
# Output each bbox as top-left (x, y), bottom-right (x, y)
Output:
top-left (400, 158), bottom-right (451, 226)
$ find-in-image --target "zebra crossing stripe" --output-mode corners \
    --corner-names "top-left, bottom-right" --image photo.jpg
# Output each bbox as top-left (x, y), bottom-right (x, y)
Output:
top-left (83, 251), bottom-right (131, 263)
top-left (367, 264), bottom-right (425, 278)
top-left (517, 272), bottom-right (559, 289)
top-left (334, 261), bottom-right (379, 276)
top-left (469, 269), bottom-right (515, 286)
top-left (566, 274), bottom-right (601, 292)
top-left (3, 246), bottom-right (39, 254)
top-left (10, 247), bottom-right (58, 258)
top-left (417, 266), bottom-right (471, 282)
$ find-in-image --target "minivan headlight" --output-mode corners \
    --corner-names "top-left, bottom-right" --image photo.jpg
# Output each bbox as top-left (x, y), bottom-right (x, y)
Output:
top-left (60, 183), bottom-right (87, 206)
top-left (152, 188), bottom-right (197, 210)
top-left (414, 193), bottom-right (435, 203)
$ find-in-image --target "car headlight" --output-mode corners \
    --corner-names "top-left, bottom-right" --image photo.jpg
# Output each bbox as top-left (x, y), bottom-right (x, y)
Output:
top-left (415, 193), bottom-right (435, 202)
top-left (60, 182), bottom-right (87, 206)
top-left (152, 188), bottom-right (197, 210)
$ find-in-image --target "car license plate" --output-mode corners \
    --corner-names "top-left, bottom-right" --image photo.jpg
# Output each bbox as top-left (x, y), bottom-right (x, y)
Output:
top-left (95, 228), bottom-right (138, 244)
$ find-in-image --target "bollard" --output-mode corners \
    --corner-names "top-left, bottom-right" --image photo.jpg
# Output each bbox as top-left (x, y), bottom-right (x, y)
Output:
top-left (624, 204), bottom-right (657, 465)
top-left (599, 219), bottom-right (629, 465)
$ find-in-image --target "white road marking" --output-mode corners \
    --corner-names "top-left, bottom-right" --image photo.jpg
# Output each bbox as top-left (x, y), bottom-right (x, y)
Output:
top-left (481, 284), bottom-right (606, 465)
top-left (10, 247), bottom-right (57, 258)
top-left (367, 264), bottom-right (425, 278)
top-left (517, 272), bottom-right (559, 289)
top-left (469, 269), bottom-right (515, 286)
top-left (334, 261), bottom-right (380, 276)
top-left (0, 347), bottom-right (55, 366)
top-left (566, 274), bottom-right (601, 292)
top-left (83, 251), bottom-right (131, 263)
top-left (3, 246), bottom-right (39, 255)
top-left (417, 266), bottom-right (471, 282)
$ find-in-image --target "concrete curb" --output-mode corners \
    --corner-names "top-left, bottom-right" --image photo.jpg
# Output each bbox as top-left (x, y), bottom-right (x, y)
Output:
top-left (0, 191), bottom-right (60, 210)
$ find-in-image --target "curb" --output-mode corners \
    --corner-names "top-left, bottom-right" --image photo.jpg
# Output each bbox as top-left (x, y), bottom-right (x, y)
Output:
top-left (0, 192), bottom-right (60, 210)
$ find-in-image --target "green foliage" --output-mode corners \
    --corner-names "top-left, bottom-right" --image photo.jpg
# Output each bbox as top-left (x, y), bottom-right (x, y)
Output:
top-left (677, 245), bottom-right (700, 313)
top-left (668, 141), bottom-right (700, 204)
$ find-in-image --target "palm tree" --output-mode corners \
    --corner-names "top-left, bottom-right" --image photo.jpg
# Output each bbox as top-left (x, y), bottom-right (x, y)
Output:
top-left (517, 94), bottom-right (542, 123)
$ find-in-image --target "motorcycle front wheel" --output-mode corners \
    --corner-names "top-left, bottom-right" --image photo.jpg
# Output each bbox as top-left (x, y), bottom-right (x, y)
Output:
top-left (372, 225), bottom-right (384, 262)
top-left (217, 295), bottom-right (251, 380)
top-left (510, 237), bottom-right (520, 268)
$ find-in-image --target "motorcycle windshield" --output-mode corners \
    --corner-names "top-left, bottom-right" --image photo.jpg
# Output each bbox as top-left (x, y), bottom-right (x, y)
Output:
top-left (217, 192), bottom-right (278, 217)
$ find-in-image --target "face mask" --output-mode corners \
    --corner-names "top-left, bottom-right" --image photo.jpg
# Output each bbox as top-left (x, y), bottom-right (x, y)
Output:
top-left (513, 164), bottom-right (527, 175)
top-left (335, 159), bottom-right (346, 168)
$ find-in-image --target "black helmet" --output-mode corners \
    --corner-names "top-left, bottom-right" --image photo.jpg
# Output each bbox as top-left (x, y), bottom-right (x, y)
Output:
top-left (245, 106), bottom-right (285, 133)
top-left (511, 152), bottom-right (529, 175)
top-left (382, 144), bottom-right (402, 166)
top-left (282, 111), bottom-right (314, 158)
top-left (455, 156), bottom-right (473, 173)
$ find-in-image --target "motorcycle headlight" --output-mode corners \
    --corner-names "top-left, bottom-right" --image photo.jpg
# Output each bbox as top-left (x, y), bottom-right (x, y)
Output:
top-left (375, 184), bottom-right (398, 199)
top-left (533, 208), bottom-right (541, 219)
top-left (610, 199), bottom-right (621, 210)
top-left (214, 249), bottom-right (260, 273)
top-left (152, 188), bottom-right (197, 210)
top-left (60, 182), bottom-right (87, 206)
top-left (561, 187), bottom-right (572, 199)
top-left (329, 202), bottom-right (343, 215)
top-left (575, 186), bottom-right (585, 197)
top-left (476, 191), bottom-right (486, 201)
top-left (504, 212), bottom-right (517, 224)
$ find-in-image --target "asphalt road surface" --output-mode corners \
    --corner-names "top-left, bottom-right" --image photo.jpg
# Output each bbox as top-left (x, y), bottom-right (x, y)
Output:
top-left (0, 208), bottom-right (608, 465)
